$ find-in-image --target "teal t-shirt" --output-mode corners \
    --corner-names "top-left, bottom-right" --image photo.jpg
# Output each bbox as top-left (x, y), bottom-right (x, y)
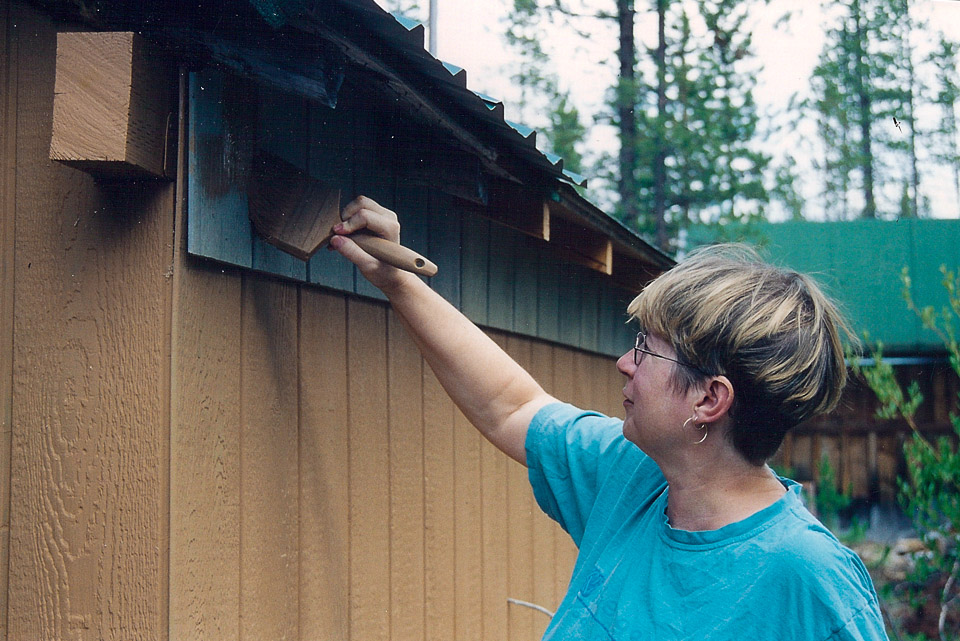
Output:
top-left (526, 403), bottom-right (888, 641)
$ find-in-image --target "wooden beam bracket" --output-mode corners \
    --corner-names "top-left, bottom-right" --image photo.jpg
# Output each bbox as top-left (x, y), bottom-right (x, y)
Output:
top-left (50, 31), bottom-right (175, 179)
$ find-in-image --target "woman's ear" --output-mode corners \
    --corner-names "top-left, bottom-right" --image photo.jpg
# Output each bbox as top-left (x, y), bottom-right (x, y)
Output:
top-left (694, 376), bottom-right (734, 424)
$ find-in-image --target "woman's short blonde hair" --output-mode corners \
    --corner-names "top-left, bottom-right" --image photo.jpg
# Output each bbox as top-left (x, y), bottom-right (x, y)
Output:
top-left (627, 243), bottom-right (852, 465)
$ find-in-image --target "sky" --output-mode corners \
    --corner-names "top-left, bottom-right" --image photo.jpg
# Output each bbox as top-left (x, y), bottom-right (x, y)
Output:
top-left (379, 0), bottom-right (960, 219)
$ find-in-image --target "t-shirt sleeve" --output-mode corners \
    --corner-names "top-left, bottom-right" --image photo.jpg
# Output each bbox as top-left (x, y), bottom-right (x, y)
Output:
top-left (825, 602), bottom-right (889, 641)
top-left (525, 402), bottom-right (635, 546)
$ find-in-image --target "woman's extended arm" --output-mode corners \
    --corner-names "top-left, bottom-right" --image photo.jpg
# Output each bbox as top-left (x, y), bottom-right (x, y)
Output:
top-left (329, 197), bottom-right (556, 465)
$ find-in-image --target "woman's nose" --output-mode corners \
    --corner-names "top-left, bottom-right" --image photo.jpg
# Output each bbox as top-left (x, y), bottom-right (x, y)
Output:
top-left (616, 351), bottom-right (635, 376)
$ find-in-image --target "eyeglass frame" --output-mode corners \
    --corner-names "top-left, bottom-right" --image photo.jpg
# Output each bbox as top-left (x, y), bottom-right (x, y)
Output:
top-left (633, 330), bottom-right (712, 377)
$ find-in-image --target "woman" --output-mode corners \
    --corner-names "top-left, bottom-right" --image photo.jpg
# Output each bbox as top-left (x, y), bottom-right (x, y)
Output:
top-left (330, 197), bottom-right (888, 640)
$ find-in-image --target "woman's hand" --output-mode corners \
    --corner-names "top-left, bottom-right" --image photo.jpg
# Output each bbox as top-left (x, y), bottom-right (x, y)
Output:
top-left (330, 197), bottom-right (551, 465)
top-left (330, 196), bottom-right (412, 293)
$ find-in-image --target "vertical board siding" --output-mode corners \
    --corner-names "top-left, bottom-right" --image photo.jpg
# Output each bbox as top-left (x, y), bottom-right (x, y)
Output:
top-left (387, 310), bottom-right (426, 640)
top-left (169, 260), bottom-right (242, 641)
top-left (512, 240), bottom-right (540, 336)
top-left (0, 3), bottom-right (17, 637)
top-left (487, 231), bottom-right (518, 332)
top-left (299, 289), bottom-right (350, 640)
top-left (9, 7), bottom-right (173, 639)
top-left (460, 214), bottom-right (490, 325)
top-left (428, 195), bottom-right (463, 310)
top-left (453, 404), bottom-right (484, 641)
top-left (241, 277), bottom-right (301, 640)
top-left (10, 30), bottom-right (642, 641)
top-left (187, 71), bottom-right (647, 361)
top-left (422, 365), bottom-right (457, 641)
top-left (346, 299), bottom-right (391, 640)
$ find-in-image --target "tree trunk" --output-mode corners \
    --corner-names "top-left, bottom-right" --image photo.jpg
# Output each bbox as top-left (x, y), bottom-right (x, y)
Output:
top-left (904, 4), bottom-right (919, 218)
top-left (852, 0), bottom-right (877, 218)
top-left (617, 0), bottom-right (639, 226)
top-left (654, 0), bottom-right (668, 249)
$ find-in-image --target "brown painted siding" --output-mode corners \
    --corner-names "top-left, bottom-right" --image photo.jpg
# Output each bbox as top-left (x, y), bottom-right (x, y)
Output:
top-left (169, 275), bottom-right (625, 641)
top-left (169, 279), bottom-right (625, 641)
top-left (6, 5), bottom-right (173, 639)
top-left (3, 4), bottom-right (633, 638)
top-left (1, 2), bottom-right (17, 637)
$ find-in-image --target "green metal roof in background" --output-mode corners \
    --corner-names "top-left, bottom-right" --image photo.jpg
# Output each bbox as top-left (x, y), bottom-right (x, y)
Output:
top-left (690, 219), bottom-right (960, 355)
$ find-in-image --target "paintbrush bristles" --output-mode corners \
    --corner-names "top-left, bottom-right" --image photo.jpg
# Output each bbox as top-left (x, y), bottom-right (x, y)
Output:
top-left (247, 152), bottom-right (342, 261)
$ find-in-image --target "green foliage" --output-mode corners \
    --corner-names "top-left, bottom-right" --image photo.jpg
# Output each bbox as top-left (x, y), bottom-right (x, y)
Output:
top-left (502, 0), bottom-right (587, 175)
top-left (816, 454), bottom-right (853, 531)
top-left (853, 266), bottom-right (960, 641)
top-left (623, 0), bottom-right (770, 245)
top-left (800, 0), bottom-right (960, 220)
top-left (926, 36), bottom-right (960, 216)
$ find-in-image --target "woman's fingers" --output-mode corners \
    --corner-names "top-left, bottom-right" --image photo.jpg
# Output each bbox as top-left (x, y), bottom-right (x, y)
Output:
top-left (338, 196), bottom-right (400, 243)
top-left (332, 196), bottom-right (411, 290)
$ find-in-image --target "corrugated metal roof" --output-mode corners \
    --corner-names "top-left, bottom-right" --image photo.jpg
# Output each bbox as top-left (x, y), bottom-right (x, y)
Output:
top-left (690, 219), bottom-right (960, 355)
top-left (33, 0), bottom-right (672, 269)
top-left (321, 0), bottom-right (669, 266)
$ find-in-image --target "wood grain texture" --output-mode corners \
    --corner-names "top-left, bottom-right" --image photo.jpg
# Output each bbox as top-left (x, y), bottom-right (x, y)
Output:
top-left (241, 277), bottom-right (300, 641)
top-left (481, 334), bottom-right (509, 641)
top-left (528, 341), bottom-right (559, 638)
top-left (0, 4), bottom-right (15, 638)
top-left (169, 261), bottom-right (242, 641)
top-left (51, 31), bottom-right (132, 163)
top-left (387, 310), bottom-right (425, 641)
top-left (299, 289), bottom-right (350, 640)
top-left (453, 406), bottom-right (482, 641)
top-left (347, 299), bottom-right (391, 641)
top-left (169, 63), bottom-right (243, 641)
top-left (49, 32), bottom-right (170, 178)
top-left (504, 337), bottom-right (536, 641)
top-left (423, 367), bottom-right (455, 641)
top-left (9, 8), bottom-right (172, 639)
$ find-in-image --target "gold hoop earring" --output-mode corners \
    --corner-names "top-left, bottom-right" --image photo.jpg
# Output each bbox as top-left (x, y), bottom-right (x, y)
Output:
top-left (683, 415), bottom-right (708, 444)
top-left (695, 423), bottom-right (708, 444)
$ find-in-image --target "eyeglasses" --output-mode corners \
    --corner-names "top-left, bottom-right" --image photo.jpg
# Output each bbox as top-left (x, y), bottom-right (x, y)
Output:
top-left (634, 330), bottom-right (711, 376)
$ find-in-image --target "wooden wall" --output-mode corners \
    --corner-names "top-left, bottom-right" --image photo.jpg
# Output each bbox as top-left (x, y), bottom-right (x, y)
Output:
top-left (1, 4), bottom-right (629, 638)
top-left (3, 4), bottom-right (174, 639)
top-left (169, 265), bottom-right (624, 641)
top-left (772, 364), bottom-right (960, 505)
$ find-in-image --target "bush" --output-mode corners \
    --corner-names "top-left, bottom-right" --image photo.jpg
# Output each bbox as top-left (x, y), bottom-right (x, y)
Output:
top-left (852, 266), bottom-right (960, 641)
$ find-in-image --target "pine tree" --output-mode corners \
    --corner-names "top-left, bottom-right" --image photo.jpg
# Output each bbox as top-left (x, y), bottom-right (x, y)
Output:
top-left (803, 0), bottom-right (955, 219)
top-left (501, 1), bottom-right (769, 248)
top-left (928, 35), bottom-right (960, 217)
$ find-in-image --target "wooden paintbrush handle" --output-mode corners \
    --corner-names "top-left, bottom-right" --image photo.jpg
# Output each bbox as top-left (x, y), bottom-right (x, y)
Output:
top-left (351, 233), bottom-right (438, 277)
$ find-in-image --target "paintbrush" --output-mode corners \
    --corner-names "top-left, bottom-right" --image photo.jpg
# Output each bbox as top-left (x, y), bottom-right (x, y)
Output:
top-left (247, 152), bottom-right (438, 277)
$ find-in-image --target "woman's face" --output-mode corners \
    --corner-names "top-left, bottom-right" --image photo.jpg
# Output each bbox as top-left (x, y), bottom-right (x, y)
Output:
top-left (616, 332), bottom-right (701, 454)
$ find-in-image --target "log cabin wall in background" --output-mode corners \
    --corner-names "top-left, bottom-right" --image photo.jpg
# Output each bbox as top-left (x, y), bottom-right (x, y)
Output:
top-left (772, 363), bottom-right (959, 506)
